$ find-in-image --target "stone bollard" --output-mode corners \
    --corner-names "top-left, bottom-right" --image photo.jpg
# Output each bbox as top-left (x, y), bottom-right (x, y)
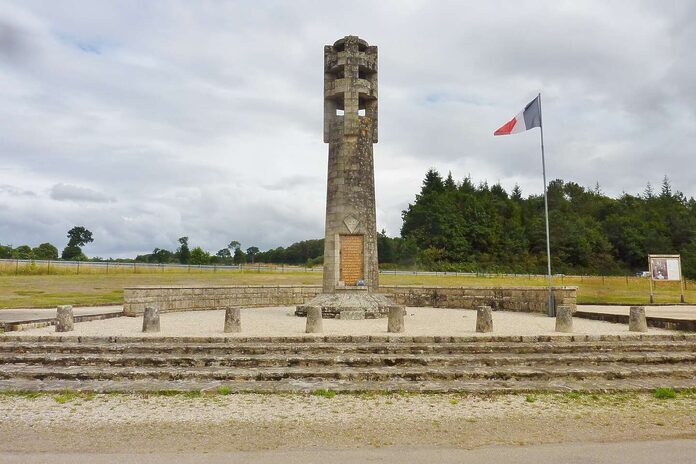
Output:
top-left (476, 306), bottom-right (493, 333)
top-left (305, 307), bottom-right (323, 333)
top-left (224, 307), bottom-right (242, 333)
top-left (629, 306), bottom-right (648, 332)
top-left (55, 305), bottom-right (74, 332)
top-left (142, 305), bottom-right (160, 333)
top-left (555, 305), bottom-right (573, 333)
top-left (387, 307), bottom-right (405, 333)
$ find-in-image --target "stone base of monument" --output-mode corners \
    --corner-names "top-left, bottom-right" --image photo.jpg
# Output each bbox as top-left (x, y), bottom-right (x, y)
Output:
top-left (295, 289), bottom-right (404, 319)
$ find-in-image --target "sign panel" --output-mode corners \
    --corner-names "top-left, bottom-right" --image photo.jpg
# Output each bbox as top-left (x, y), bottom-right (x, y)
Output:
top-left (340, 234), bottom-right (364, 286)
top-left (649, 255), bottom-right (682, 281)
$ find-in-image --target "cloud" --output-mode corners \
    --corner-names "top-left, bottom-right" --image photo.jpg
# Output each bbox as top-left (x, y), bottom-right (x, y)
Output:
top-left (0, 1), bottom-right (694, 257)
top-left (0, 184), bottom-right (35, 197)
top-left (50, 183), bottom-right (115, 203)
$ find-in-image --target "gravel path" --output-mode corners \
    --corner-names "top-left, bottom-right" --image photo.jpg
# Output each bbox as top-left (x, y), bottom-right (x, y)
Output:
top-left (0, 392), bottom-right (694, 453)
top-left (5, 307), bottom-right (675, 338)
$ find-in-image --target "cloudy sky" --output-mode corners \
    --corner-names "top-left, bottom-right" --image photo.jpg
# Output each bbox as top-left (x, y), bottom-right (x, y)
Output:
top-left (1, 1), bottom-right (694, 258)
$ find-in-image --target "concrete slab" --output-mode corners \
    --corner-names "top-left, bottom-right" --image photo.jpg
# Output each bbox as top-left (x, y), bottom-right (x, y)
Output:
top-left (576, 305), bottom-right (696, 331)
top-left (0, 306), bottom-right (123, 331)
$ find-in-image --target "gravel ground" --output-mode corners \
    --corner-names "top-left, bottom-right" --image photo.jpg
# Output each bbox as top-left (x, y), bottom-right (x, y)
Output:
top-left (6, 307), bottom-right (675, 338)
top-left (0, 392), bottom-right (694, 453)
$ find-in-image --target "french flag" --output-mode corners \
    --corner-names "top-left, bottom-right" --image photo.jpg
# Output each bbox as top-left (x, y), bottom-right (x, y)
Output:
top-left (493, 95), bottom-right (542, 136)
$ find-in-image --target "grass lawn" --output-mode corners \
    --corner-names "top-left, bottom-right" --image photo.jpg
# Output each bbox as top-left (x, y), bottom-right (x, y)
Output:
top-left (0, 270), bottom-right (693, 309)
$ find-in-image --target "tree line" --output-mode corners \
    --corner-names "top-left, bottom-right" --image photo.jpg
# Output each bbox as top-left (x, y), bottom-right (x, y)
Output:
top-left (398, 169), bottom-right (696, 277)
top-left (3, 170), bottom-right (694, 277)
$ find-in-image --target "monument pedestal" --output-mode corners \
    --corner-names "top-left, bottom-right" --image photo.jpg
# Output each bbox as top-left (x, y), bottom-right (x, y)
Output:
top-left (295, 287), bottom-right (403, 320)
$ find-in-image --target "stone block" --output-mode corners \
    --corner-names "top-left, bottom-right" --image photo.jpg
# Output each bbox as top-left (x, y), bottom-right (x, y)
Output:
top-left (142, 306), bottom-right (160, 333)
top-left (476, 306), bottom-right (493, 333)
top-left (555, 305), bottom-right (573, 333)
top-left (629, 306), bottom-right (648, 332)
top-left (55, 305), bottom-right (74, 332)
top-left (224, 307), bottom-right (241, 333)
top-left (387, 306), bottom-right (405, 333)
top-left (306, 307), bottom-right (323, 333)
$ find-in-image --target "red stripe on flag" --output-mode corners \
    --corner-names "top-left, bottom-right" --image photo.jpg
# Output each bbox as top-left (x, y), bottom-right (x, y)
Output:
top-left (494, 117), bottom-right (517, 136)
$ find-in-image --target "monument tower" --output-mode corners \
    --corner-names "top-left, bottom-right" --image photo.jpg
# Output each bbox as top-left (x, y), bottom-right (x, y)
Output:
top-left (296, 35), bottom-right (403, 319)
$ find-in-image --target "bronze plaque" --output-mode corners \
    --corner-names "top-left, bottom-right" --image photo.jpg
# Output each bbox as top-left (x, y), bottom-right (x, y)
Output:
top-left (340, 234), bottom-right (364, 285)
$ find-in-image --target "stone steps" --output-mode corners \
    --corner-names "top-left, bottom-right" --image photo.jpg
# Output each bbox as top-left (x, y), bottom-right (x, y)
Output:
top-left (1, 376), bottom-right (694, 394)
top-left (1, 335), bottom-right (695, 392)
top-left (3, 340), bottom-right (696, 356)
top-left (2, 351), bottom-right (696, 368)
top-left (0, 363), bottom-right (694, 382)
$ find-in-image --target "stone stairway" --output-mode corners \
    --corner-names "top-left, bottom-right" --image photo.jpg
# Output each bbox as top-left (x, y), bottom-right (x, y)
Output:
top-left (0, 334), bottom-right (695, 393)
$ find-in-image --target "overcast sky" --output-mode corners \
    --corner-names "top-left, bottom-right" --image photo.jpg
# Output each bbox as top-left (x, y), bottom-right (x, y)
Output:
top-left (1, 1), bottom-right (694, 258)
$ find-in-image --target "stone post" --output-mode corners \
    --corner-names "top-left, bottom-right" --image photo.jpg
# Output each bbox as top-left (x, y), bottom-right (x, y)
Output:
top-left (306, 307), bottom-right (323, 333)
top-left (142, 305), bottom-right (160, 333)
top-left (387, 307), bottom-right (404, 333)
top-left (555, 305), bottom-right (573, 333)
top-left (224, 307), bottom-right (242, 333)
top-left (55, 305), bottom-right (74, 332)
top-left (629, 306), bottom-right (648, 332)
top-left (476, 306), bottom-right (493, 333)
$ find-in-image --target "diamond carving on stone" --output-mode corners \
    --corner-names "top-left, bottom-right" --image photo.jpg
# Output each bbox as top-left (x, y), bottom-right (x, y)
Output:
top-left (344, 215), bottom-right (359, 233)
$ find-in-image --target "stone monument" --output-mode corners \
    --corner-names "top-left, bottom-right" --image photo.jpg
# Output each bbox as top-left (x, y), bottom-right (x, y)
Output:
top-left (296, 35), bottom-right (404, 320)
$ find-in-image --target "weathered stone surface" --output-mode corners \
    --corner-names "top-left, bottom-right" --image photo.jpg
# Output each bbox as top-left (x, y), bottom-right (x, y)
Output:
top-left (555, 305), bottom-right (573, 333)
top-left (124, 285), bottom-right (577, 316)
top-left (306, 307), bottom-right (323, 333)
top-left (338, 310), bottom-right (365, 320)
top-left (388, 306), bottom-right (405, 333)
top-left (323, 36), bottom-right (379, 293)
top-left (2, 335), bottom-right (696, 393)
top-left (55, 305), bottom-right (74, 333)
top-left (224, 308), bottom-right (241, 333)
top-left (296, 292), bottom-right (403, 319)
top-left (476, 306), bottom-right (493, 333)
top-left (629, 306), bottom-right (648, 332)
top-left (142, 306), bottom-right (160, 333)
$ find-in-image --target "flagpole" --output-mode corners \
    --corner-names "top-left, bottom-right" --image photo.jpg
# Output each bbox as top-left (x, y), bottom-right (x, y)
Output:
top-left (538, 92), bottom-right (555, 317)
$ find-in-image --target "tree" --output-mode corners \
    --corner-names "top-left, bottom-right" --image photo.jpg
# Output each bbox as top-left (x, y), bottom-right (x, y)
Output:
top-left (66, 226), bottom-right (94, 247)
top-left (233, 247), bottom-right (247, 265)
top-left (32, 243), bottom-right (59, 260)
top-left (12, 245), bottom-right (32, 259)
top-left (228, 240), bottom-right (241, 251)
top-left (246, 246), bottom-right (260, 264)
top-left (0, 244), bottom-right (12, 259)
top-left (189, 246), bottom-right (211, 265)
top-left (61, 245), bottom-right (86, 261)
top-left (177, 237), bottom-right (190, 264)
top-left (216, 248), bottom-right (231, 259)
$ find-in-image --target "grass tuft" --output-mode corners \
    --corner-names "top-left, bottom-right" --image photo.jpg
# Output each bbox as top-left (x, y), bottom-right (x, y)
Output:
top-left (653, 387), bottom-right (677, 400)
top-left (217, 386), bottom-right (232, 395)
top-left (312, 389), bottom-right (337, 399)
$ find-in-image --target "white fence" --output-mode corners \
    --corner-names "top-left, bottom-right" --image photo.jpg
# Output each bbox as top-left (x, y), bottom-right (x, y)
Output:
top-left (0, 258), bottom-right (593, 278)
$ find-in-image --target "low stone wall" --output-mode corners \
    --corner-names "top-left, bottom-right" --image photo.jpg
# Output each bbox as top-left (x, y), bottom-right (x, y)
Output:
top-left (123, 285), bottom-right (576, 316)
top-left (123, 286), bottom-right (322, 317)
top-left (382, 286), bottom-right (577, 313)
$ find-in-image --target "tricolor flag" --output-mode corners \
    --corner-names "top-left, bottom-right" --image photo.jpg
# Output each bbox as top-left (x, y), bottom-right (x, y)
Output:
top-left (493, 95), bottom-right (542, 136)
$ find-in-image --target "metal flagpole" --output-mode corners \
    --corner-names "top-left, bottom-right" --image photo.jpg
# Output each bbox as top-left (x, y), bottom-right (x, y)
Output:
top-left (538, 92), bottom-right (555, 316)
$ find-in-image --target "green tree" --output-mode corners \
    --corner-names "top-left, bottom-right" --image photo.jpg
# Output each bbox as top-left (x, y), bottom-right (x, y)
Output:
top-left (61, 245), bottom-right (86, 261)
top-left (12, 245), bottom-right (32, 259)
top-left (246, 246), bottom-right (260, 264)
top-left (189, 246), bottom-right (211, 265)
top-left (32, 243), bottom-right (59, 260)
top-left (66, 226), bottom-right (94, 247)
top-left (233, 247), bottom-right (247, 265)
top-left (177, 237), bottom-right (190, 264)
top-left (0, 244), bottom-right (12, 259)
top-left (216, 248), bottom-right (232, 261)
